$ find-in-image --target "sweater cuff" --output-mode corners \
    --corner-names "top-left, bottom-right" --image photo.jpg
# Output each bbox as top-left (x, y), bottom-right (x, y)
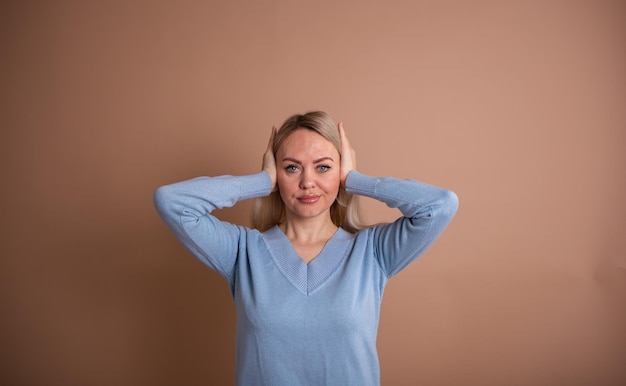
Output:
top-left (345, 170), bottom-right (378, 196)
top-left (239, 171), bottom-right (273, 200)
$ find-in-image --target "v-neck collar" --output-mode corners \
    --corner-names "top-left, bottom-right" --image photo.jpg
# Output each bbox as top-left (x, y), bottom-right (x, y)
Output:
top-left (262, 225), bottom-right (354, 296)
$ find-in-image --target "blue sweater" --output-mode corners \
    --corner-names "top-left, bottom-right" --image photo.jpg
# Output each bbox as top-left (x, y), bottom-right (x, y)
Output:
top-left (154, 171), bottom-right (458, 385)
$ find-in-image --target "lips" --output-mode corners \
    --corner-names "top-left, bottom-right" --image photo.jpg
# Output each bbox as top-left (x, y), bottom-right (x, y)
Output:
top-left (298, 195), bottom-right (320, 204)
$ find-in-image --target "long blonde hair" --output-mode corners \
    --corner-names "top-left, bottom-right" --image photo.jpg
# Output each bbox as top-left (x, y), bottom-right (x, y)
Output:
top-left (252, 111), bottom-right (364, 233)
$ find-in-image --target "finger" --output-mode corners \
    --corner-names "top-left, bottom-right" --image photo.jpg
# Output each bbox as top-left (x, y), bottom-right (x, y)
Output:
top-left (338, 121), bottom-right (349, 149)
top-left (267, 126), bottom-right (276, 151)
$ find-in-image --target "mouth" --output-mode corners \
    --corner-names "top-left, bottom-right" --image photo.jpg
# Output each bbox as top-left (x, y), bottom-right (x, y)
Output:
top-left (298, 195), bottom-right (320, 204)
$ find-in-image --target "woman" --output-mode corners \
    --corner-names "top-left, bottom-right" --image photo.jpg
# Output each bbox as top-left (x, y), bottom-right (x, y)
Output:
top-left (154, 111), bottom-right (458, 385)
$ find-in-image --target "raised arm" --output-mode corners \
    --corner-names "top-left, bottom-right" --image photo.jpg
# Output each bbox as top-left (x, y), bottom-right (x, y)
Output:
top-left (154, 172), bottom-right (273, 279)
top-left (338, 123), bottom-right (458, 278)
top-left (153, 129), bottom-right (276, 280)
top-left (346, 172), bottom-right (458, 278)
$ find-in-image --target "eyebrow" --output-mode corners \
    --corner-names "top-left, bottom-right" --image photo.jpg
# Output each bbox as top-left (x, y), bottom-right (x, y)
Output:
top-left (282, 156), bottom-right (334, 164)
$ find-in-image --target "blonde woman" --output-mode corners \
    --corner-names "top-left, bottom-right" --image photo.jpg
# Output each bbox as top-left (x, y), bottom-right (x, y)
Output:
top-left (154, 111), bottom-right (458, 385)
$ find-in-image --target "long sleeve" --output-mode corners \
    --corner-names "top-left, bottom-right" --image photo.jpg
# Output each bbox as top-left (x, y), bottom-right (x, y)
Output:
top-left (153, 171), bottom-right (273, 281)
top-left (345, 171), bottom-right (458, 278)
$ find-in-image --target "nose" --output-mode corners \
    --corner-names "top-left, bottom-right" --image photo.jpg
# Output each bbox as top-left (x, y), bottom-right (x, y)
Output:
top-left (299, 169), bottom-right (315, 189)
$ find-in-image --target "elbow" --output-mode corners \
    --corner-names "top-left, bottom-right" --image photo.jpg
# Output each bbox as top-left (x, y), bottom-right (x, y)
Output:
top-left (438, 188), bottom-right (459, 220)
top-left (153, 185), bottom-right (175, 215)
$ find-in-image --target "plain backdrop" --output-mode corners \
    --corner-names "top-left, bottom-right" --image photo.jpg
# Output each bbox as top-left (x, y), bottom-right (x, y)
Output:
top-left (1, 1), bottom-right (625, 385)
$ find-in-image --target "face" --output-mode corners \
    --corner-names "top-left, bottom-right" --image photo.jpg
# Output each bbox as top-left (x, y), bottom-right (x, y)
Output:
top-left (275, 129), bottom-right (341, 222)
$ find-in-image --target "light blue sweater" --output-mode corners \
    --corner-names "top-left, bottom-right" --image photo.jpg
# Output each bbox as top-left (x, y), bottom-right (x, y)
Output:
top-left (154, 171), bottom-right (458, 385)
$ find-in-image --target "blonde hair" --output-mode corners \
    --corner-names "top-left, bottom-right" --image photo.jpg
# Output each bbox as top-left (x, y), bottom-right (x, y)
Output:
top-left (252, 111), bottom-right (364, 233)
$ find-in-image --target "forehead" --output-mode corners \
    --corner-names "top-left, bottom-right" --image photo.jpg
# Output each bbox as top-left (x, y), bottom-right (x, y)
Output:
top-left (277, 129), bottom-right (338, 158)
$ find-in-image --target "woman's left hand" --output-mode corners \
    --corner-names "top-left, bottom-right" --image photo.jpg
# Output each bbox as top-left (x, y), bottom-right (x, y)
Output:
top-left (338, 121), bottom-right (356, 187)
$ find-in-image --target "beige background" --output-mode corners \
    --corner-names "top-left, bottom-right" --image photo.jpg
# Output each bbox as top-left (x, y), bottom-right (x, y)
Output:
top-left (2, 1), bottom-right (625, 385)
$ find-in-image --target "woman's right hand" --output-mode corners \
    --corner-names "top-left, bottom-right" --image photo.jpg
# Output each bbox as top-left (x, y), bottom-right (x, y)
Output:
top-left (262, 126), bottom-right (277, 191)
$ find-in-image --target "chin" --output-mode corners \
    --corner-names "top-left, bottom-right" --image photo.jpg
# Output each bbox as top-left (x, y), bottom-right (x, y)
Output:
top-left (288, 206), bottom-right (332, 220)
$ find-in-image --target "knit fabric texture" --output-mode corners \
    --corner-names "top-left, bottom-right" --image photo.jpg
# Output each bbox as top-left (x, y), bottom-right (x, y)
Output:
top-left (154, 171), bottom-right (458, 386)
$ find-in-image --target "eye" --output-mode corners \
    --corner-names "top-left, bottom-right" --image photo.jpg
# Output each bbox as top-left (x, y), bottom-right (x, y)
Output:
top-left (285, 164), bottom-right (300, 173)
top-left (317, 165), bottom-right (331, 172)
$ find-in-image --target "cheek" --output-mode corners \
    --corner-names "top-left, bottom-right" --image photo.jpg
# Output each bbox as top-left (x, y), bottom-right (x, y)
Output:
top-left (276, 173), bottom-right (295, 194)
top-left (322, 173), bottom-right (341, 193)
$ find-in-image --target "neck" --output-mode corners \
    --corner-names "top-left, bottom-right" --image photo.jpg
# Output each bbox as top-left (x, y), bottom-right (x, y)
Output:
top-left (280, 214), bottom-right (338, 244)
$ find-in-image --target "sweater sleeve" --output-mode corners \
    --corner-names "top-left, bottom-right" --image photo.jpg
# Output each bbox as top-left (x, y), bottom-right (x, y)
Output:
top-left (345, 171), bottom-right (458, 278)
top-left (153, 171), bottom-right (273, 280)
